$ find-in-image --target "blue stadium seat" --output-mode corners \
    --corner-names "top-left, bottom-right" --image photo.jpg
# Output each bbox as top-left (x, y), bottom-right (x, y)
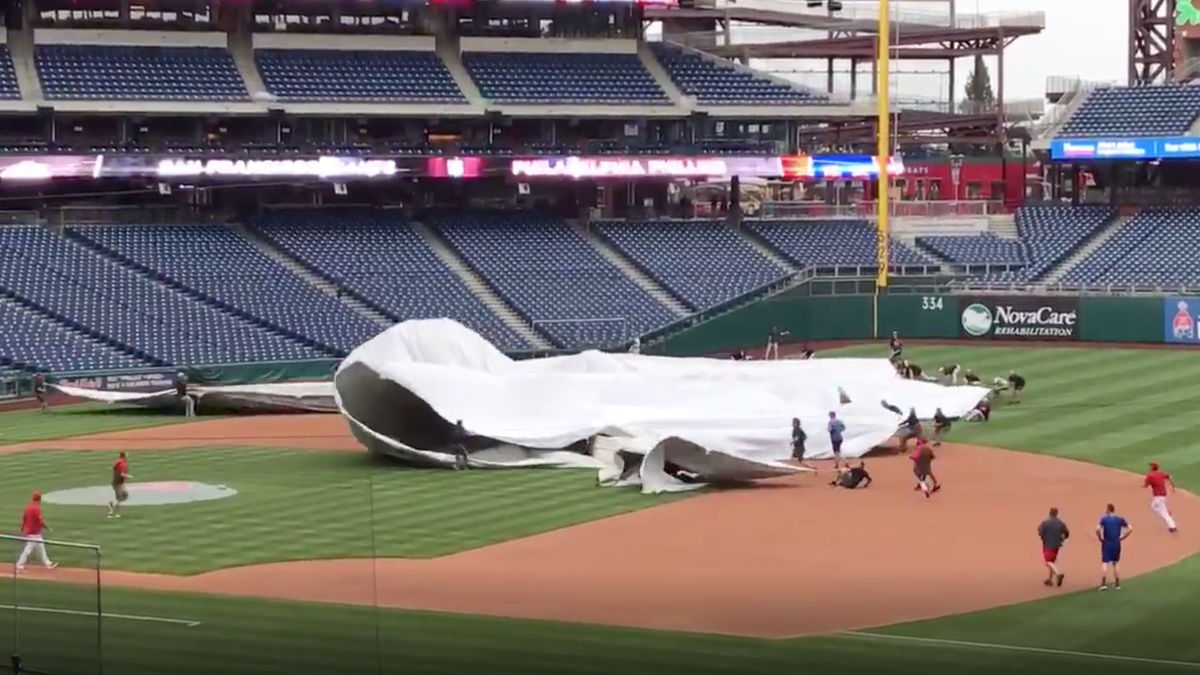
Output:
top-left (463, 52), bottom-right (668, 104)
top-left (0, 227), bottom-right (319, 367)
top-left (35, 44), bottom-right (247, 101)
top-left (1061, 207), bottom-right (1200, 288)
top-left (1058, 85), bottom-right (1200, 138)
top-left (431, 213), bottom-right (676, 348)
top-left (253, 211), bottom-right (527, 351)
top-left (68, 225), bottom-right (384, 354)
top-left (0, 47), bottom-right (21, 100)
top-left (745, 219), bottom-right (930, 268)
top-left (917, 233), bottom-right (1027, 266)
top-left (254, 49), bottom-right (465, 103)
top-left (0, 299), bottom-right (145, 372)
top-left (650, 43), bottom-right (825, 105)
top-left (595, 220), bottom-right (786, 309)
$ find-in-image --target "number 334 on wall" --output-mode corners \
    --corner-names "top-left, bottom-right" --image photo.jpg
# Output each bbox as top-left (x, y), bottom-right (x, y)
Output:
top-left (921, 296), bottom-right (944, 310)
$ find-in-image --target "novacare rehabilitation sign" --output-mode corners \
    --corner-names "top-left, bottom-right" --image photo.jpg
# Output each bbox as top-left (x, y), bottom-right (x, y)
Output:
top-left (959, 296), bottom-right (1079, 340)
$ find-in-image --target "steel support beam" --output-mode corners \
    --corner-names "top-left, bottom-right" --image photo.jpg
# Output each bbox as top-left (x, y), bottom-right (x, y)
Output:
top-left (1129, 0), bottom-right (1176, 85)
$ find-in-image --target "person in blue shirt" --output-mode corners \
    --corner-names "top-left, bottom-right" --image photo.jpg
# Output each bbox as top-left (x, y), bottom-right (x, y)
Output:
top-left (1096, 503), bottom-right (1133, 591)
top-left (827, 411), bottom-right (847, 469)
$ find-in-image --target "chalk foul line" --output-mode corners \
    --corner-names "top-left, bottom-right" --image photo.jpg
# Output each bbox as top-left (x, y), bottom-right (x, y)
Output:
top-left (0, 604), bottom-right (200, 627)
top-left (837, 631), bottom-right (1200, 670)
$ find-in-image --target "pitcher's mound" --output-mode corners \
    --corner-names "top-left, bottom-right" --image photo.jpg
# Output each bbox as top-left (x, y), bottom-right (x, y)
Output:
top-left (43, 481), bottom-right (237, 506)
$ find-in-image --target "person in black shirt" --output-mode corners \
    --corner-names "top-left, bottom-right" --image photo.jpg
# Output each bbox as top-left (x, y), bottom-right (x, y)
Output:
top-left (888, 331), bottom-right (903, 362)
top-left (939, 363), bottom-right (961, 385)
top-left (900, 360), bottom-right (929, 381)
top-left (174, 370), bottom-right (195, 418)
top-left (450, 420), bottom-right (470, 470)
top-left (1037, 507), bottom-right (1070, 587)
top-left (765, 326), bottom-right (789, 360)
top-left (730, 349), bottom-right (747, 361)
top-left (32, 372), bottom-right (48, 413)
top-left (1007, 371), bottom-right (1026, 404)
top-left (798, 344), bottom-right (815, 359)
top-left (790, 418), bottom-right (814, 470)
top-left (830, 461), bottom-right (872, 489)
top-left (897, 407), bottom-right (922, 449)
top-left (963, 369), bottom-right (981, 386)
top-left (932, 407), bottom-right (951, 446)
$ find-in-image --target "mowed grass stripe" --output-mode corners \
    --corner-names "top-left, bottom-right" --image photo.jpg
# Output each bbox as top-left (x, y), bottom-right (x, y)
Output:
top-left (0, 446), bottom-right (685, 573)
top-left (0, 403), bottom-right (197, 444)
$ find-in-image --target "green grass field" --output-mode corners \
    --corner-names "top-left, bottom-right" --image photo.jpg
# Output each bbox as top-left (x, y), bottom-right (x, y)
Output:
top-left (3, 343), bottom-right (1200, 675)
top-left (0, 405), bottom-right (193, 445)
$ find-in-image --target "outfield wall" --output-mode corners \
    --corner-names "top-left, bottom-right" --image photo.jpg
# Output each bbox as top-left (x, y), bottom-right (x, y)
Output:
top-left (653, 293), bottom-right (1200, 356)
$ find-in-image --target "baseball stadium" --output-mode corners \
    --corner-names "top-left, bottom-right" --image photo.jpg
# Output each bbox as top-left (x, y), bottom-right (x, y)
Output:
top-left (0, 0), bottom-right (1199, 673)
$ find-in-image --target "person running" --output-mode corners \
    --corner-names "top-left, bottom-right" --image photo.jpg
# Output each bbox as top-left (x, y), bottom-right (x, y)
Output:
top-left (830, 461), bottom-right (872, 489)
top-left (1097, 503), bottom-right (1132, 591)
top-left (888, 331), bottom-right (904, 362)
top-left (932, 407), bottom-right (951, 446)
top-left (32, 372), bottom-right (48, 412)
top-left (1038, 507), bottom-right (1070, 587)
top-left (910, 437), bottom-right (940, 498)
top-left (108, 451), bottom-right (131, 519)
top-left (827, 411), bottom-right (847, 469)
top-left (16, 492), bottom-right (57, 572)
top-left (790, 418), bottom-right (815, 470)
top-left (1143, 462), bottom-right (1178, 533)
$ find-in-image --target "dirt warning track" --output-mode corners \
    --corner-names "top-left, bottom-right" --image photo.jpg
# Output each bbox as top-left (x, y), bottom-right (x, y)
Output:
top-left (10, 416), bottom-right (1200, 638)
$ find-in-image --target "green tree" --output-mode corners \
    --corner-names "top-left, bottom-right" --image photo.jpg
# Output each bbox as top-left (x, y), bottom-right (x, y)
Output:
top-left (959, 55), bottom-right (996, 115)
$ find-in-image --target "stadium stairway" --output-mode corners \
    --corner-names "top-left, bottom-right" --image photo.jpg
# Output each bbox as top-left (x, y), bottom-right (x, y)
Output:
top-left (63, 230), bottom-right (344, 357)
top-left (234, 224), bottom-right (395, 329)
top-left (732, 223), bottom-right (796, 272)
top-left (1040, 212), bottom-right (1134, 284)
top-left (437, 37), bottom-right (487, 108)
top-left (637, 43), bottom-right (686, 107)
top-left (6, 26), bottom-right (41, 100)
top-left (228, 31), bottom-right (270, 100)
top-left (411, 222), bottom-right (553, 350)
top-left (571, 222), bottom-right (692, 317)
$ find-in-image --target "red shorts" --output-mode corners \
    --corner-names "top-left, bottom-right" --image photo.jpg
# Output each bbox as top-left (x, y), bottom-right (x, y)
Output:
top-left (1042, 547), bottom-right (1059, 563)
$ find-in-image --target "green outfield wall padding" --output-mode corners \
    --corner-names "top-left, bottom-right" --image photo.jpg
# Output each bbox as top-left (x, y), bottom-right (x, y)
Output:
top-left (1080, 296), bottom-right (1164, 343)
top-left (876, 294), bottom-right (960, 339)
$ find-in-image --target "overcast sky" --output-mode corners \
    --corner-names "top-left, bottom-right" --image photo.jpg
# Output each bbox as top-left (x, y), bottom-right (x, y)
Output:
top-left (718, 0), bottom-right (1129, 105)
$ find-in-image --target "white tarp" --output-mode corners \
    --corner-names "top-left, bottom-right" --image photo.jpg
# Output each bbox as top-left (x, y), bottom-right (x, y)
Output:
top-left (335, 319), bottom-right (991, 492)
top-left (53, 382), bottom-right (337, 413)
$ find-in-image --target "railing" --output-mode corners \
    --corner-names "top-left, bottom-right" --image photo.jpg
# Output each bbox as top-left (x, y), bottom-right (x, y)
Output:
top-left (759, 201), bottom-right (1008, 219)
top-left (721, 1), bottom-right (1046, 31)
top-left (48, 204), bottom-right (229, 225)
top-left (947, 280), bottom-right (1200, 297)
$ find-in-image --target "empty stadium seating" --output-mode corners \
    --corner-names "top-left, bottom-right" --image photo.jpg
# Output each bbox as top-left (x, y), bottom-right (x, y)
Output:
top-left (0, 47), bottom-right (21, 100)
top-left (463, 51), bottom-right (668, 104)
top-left (0, 227), bottom-right (319, 368)
top-left (650, 43), bottom-right (824, 105)
top-left (431, 213), bottom-right (676, 347)
top-left (0, 299), bottom-right (146, 372)
top-left (68, 225), bottom-right (383, 354)
top-left (595, 220), bottom-right (786, 309)
top-left (745, 219), bottom-right (931, 268)
top-left (35, 44), bottom-right (247, 100)
top-left (1013, 204), bottom-right (1115, 280)
top-left (254, 49), bottom-right (465, 103)
top-left (1058, 85), bottom-right (1200, 138)
top-left (253, 211), bottom-right (527, 351)
top-left (916, 233), bottom-right (1027, 266)
top-left (1061, 208), bottom-right (1200, 287)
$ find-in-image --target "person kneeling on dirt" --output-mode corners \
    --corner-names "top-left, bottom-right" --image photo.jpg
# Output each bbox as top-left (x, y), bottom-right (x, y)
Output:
top-left (831, 462), bottom-right (872, 489)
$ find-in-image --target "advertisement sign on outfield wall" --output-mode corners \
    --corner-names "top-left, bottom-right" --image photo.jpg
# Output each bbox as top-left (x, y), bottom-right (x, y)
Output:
top-left (958, 296), bottom-right (1080, 340)
top-left (56, 371), bottom-right (175, 392)
top-left (1164, 297), bottom-right (1200, 344)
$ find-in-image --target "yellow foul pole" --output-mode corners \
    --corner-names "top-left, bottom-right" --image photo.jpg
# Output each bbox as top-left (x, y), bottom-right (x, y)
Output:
top-left (875, 0), bottom-right (891, 290)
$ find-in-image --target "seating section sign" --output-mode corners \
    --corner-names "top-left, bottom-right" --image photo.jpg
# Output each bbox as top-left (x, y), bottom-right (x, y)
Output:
top-left (1164, 297), bottom-right (1200, 344)
top-left (958, 296), bottom-right (1080, 341)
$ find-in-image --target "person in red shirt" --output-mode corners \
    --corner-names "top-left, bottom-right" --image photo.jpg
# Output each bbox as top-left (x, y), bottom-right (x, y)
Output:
top-left (108, 452), bottom-right (132, 519)
top-left (16, 492), bottom-right (57, 572)
top-left (1144, 462), bottom-right (1178, 533)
